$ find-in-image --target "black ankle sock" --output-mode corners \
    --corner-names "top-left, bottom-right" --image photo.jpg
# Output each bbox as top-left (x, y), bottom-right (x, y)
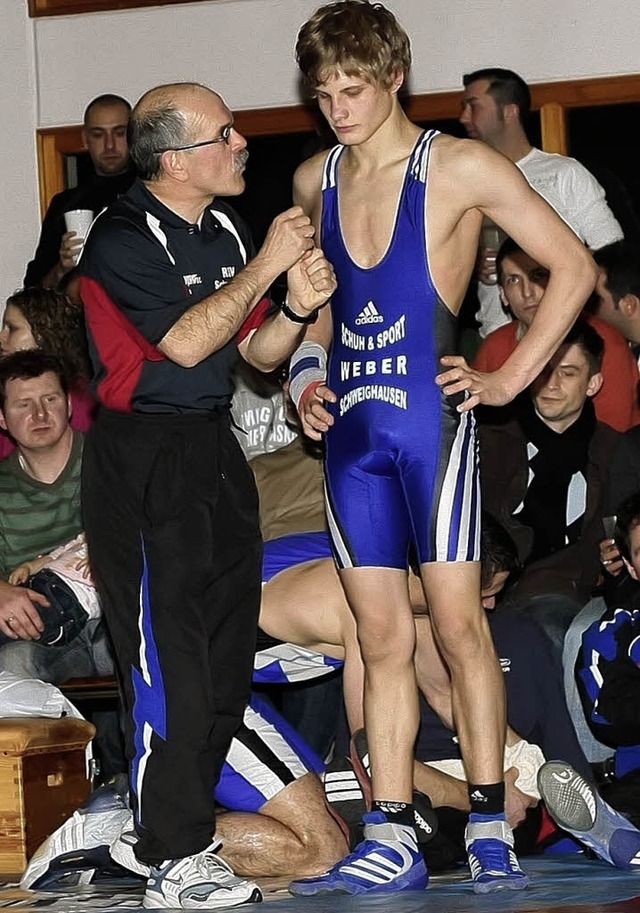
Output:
top-left (468, 781), bottom-right (505, 816)
top-left (372, 799), bottom-right (415, 828)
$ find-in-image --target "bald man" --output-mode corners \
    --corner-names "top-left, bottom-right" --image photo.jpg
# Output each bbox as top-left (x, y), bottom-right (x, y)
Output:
top-left (77, 82), bottom-right (335, 910)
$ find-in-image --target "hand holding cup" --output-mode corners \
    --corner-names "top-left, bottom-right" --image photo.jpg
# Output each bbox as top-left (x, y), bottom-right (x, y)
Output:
top-left (62, 209), bottom-right (93, 269)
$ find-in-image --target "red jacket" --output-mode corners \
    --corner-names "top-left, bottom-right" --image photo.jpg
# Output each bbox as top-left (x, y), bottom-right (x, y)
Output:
top-left (473, 313), bottom-right (640, 433)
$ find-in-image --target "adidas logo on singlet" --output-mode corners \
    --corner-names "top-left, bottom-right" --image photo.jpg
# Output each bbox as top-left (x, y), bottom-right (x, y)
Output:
top-left (355, 301), bottom-right (384, 325)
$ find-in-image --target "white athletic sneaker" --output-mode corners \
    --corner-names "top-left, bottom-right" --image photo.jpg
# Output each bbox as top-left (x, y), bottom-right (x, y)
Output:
top-left (143, 842), bottom-right (262, 909)
top-left (110, 828), bottom-right (150, 879)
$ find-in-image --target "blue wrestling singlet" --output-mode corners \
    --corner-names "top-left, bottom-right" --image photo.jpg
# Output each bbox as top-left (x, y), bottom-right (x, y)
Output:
top-left (261, 531), bottom-right (333, 583)
top-left (216, 693), bottom-right (324, 814)
top-left (255, 532), bottom-right (343, 685)
top-left (321, 130), bottom-right (481, 569)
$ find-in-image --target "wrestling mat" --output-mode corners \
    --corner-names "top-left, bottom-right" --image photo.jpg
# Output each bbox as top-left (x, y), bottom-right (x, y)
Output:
top-left (1, 855), bottom-right (640, 912)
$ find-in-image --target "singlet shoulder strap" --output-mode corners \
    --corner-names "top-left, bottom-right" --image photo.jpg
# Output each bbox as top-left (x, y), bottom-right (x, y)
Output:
top-left (410, 129), bottom-right (440, 184)
top-left (321, 144), bottom-right (344, 191)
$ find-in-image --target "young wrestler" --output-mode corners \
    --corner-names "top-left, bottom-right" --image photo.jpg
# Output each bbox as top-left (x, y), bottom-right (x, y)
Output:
top-left (288, 0), bottom-right (597, 895)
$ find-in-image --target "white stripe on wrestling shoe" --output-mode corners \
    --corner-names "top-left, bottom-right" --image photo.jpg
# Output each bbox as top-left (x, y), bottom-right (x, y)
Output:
top-left (341, 845), bottom-right (413, 884)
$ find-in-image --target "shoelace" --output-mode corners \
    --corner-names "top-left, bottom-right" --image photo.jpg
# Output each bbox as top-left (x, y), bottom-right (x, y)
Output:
top-left (196, 849), bottom-right (235, 881)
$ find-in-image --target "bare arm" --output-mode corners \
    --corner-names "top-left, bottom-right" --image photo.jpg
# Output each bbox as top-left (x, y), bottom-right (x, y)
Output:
top-left (288, 156), bottom-right (338, 439)
top-left (435, 141), bottom-right (598, 410)
top-left (8, 555), bottom-right (52, 585)
top-left (40, 232), bottom-right (83, 289)
top-left (158, 207), bottom-right (316, 367)
top-left (239, 248), bottom-right (336, 373)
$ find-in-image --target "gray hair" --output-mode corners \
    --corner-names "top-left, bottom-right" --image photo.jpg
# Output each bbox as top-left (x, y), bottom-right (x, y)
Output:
top-left (127, 105), bottom-right (191, 181)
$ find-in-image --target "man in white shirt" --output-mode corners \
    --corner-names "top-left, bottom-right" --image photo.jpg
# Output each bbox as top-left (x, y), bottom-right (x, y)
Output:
top-left (460, 68), bottom-right (623, 337)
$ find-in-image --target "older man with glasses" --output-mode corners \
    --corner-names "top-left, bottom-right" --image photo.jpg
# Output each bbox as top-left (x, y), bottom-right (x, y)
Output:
top-left (76, 82), bottom-right (336, 910)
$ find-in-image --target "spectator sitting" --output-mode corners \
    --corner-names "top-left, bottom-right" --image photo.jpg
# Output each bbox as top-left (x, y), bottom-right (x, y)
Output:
top-left (479, 319), bottom-right (620, 657)
top-left (473, 238), bottom-right (640, 431)
top-left (0, 350), bottom-right (112, 683)
top-left (573, 490), bottom-right (640, 829)
top-left (0, 287), bottom-right (97, 459)
top-left (24, 94), bottom-right (134, 290)
top-left (0, 349), bottom-right (118, 778)
top-left (562, 423), bottom-right (640, 765)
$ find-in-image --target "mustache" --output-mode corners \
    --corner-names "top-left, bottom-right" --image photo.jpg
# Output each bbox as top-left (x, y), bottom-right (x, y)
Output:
top-left (233, 149), bottom-right (249, 171)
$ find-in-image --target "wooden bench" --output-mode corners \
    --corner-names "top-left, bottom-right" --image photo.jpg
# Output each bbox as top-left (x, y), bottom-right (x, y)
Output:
top-left (0, 717), bottom-right (95, 874)
top-left (59, 675), bottom-right (119, 706)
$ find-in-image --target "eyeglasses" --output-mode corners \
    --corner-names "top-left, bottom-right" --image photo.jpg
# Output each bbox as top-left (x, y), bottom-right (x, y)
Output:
top-left (155, 124), bottom-right (233, 154)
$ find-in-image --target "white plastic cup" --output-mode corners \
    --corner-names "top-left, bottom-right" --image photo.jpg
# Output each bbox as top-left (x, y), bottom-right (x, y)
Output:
top-left (64, 209), bottom-right (93, 266)
top-left (64, 209), bottom-right (94, 239)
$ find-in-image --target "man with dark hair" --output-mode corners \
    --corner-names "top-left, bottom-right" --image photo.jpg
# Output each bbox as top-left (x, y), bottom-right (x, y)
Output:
top-left (462, 68), bottom-right (532, 134)
top-left (592, 240), bottom-right (640, 353)
top-left (290, 0), bottom-right (596, 898)
top-left (460, 67), bottom-right (622, 337)
top-left (473, 238), bottom-right (640, 431)
top-left (24, 94), bottom-right (134, 289)
top-left (77, 81), bottom-right (335, 909)
top-left (480, 319), bottom-right (620, 653)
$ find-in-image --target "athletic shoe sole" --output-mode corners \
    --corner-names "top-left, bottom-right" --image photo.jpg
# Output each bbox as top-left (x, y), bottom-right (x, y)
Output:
top-left (538, 760), bottom-right (640, 870)
top-left (473, 873), bottom-right (530, 895)
top-left (143, 886), bottom-right (262, 909)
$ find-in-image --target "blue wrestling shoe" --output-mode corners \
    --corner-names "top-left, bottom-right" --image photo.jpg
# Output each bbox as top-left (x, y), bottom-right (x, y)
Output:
top-left (288, 811), bottom-right (428, 896)
top-left (538, 760), bottom-right (640, 870)
top-left (465, 819), bottom-right (529, 894)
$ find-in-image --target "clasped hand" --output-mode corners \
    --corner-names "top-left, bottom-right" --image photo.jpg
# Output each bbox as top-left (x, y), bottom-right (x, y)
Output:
top-left (287, 248), bottom-right (336, 317)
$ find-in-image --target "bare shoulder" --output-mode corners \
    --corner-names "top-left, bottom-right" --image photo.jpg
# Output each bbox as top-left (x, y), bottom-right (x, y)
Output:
top-left (432, 133), bottom-right (520, 183)
top-left (293, 149), bottom-right (331, 207)
top-left (430, 134), bottom-right (534, 219)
